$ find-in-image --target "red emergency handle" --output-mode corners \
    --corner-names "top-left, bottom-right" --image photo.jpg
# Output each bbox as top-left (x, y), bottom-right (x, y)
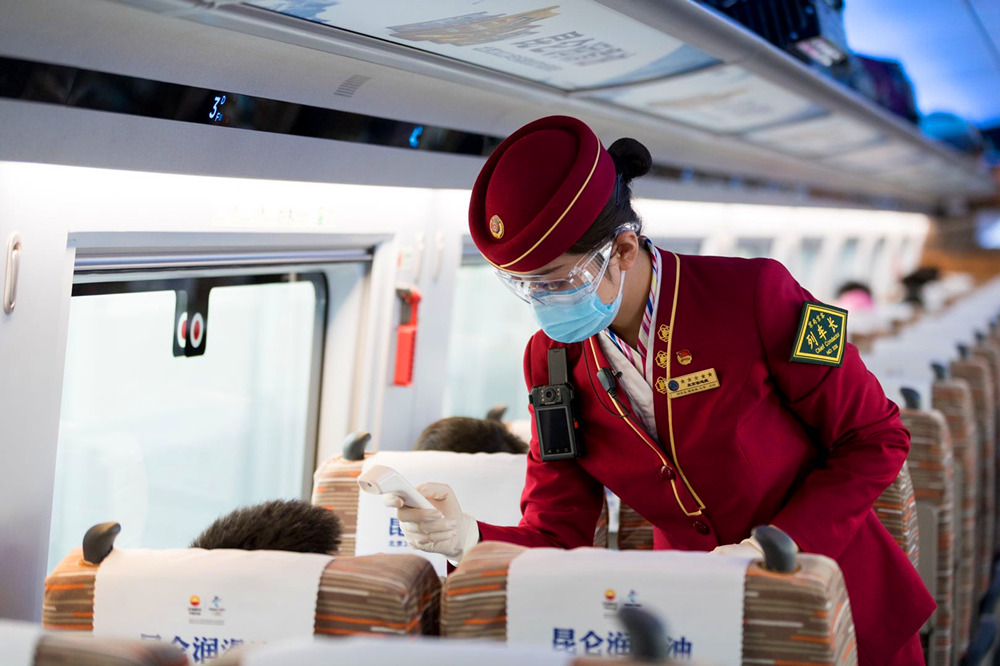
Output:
top-left (393, 286), bottom-right (422, 386)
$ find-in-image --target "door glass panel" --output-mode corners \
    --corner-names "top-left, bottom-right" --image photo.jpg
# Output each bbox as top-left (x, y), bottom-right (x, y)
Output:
top-left (443, 262), bottom-right (539, 420)
top-left (795, 237), bottom-right (824, 290)
top-left (734, 237), bottom-right (773, 258)
top-left (652, 237), bottom-right (703, 255)
top-left (833, 237), bottom-right (861, 289)
top-left (48, 274), bottom-right (328, 571)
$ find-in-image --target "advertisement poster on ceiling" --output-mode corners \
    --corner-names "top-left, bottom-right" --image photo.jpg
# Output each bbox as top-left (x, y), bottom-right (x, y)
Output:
top-left (246, 1), bottom-right (718, 90)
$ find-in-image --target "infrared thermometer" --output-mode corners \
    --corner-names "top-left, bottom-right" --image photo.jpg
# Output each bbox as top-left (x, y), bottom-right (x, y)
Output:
top-left (358, 465), bottom-right (436, 510)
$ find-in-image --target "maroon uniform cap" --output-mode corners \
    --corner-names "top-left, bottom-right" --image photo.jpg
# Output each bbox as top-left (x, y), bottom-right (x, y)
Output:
top-left (469, 115), bottom-right (616, 274)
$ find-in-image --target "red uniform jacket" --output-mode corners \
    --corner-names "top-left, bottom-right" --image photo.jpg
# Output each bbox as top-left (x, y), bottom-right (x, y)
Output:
top-left (478, 252), bottom-right (935, 666)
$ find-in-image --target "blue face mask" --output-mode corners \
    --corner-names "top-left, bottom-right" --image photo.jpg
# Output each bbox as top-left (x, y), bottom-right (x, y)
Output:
top-left (531, 269), bottom-right (626, 343)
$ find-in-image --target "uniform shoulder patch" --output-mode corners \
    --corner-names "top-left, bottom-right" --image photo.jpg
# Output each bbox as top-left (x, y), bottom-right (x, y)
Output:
top-left (790, 301), bottom-right (848, 367)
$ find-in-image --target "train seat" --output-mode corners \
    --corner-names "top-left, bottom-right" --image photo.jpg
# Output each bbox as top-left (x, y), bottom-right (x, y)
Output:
top-left (867, 337), bottom-right (981, 660)
top-left (845, 302), bottom-right (918, 352)
top-left (899, 394), bottom-right (958, 666)
top-left (210, 634), bottom-right (706, 665)
top-left (932, 370), bottom-right (981, 653)
top-left (616, 503), bottom-right (654, 552)
top-left (0, 619), bottom-right (186, 666)
top-left (970, 337), bottom-right (1000, 554)
top-left (873, 461), bottom-right (922, 568)
top-left (951, 353), bottom-right (997, 597)
top-left (311, 442), bottom-right (609, 563)
top-left (43, 523), bottom-right (440, 645)
top-left (441, 528), bottom-right (857, 665)
top-left (920, 273), bottom-right (976, 314)
top-left (616, 464), bottom-right (921, 568)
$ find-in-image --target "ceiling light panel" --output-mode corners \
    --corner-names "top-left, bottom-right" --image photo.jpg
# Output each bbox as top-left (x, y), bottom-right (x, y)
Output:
top-left (821, 141), bottom-right (925, 174)
top-left (586, 64), bottom-right (823, 133)
top-left (743, 113), bottom-right (884, 158)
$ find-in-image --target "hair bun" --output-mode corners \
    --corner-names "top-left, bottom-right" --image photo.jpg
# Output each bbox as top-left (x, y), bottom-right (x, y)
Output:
top-left (608, 138), bottom-right (652, 183)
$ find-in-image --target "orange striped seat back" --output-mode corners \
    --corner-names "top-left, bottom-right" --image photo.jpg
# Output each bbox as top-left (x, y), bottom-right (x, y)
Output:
top-left (617, 464), bottom-right (923, 560)
top-left (31, 633), bottom-right (187, 666)
top-left (901, 407), bottom-right (956, 666)
top-left (932, 377), bottom-right (978, 655)
top-left (951, 356), bottom-right (996, 599)
top-left (43, 548), bottom-right (440, 638)
top-left (873, 460), bottom-right (920, 569)
top-left (617, 503), bottom-right (653, 551)
top-left (311, 453), bottom-right (370, 556)
top-left (971, 341), bottom-right (1000, 552)
top-left (441, 542), bottom-right (858, 665)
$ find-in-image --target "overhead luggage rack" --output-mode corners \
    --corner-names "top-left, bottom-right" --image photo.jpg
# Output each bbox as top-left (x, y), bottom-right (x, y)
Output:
top-left (8, 0), bottom-right (993, 206)
top-left (585, 0), bottom-right (994, 199)
top-left (103, 0), bottom-right (996, 208)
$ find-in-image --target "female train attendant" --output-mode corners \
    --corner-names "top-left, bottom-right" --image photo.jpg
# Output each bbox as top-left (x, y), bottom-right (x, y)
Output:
top-left (386, 116), bottom-right (934, 665)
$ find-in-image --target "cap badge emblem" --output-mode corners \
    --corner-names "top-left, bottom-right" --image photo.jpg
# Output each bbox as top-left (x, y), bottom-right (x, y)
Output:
top-left (489, 215), bottom-right (505, 239)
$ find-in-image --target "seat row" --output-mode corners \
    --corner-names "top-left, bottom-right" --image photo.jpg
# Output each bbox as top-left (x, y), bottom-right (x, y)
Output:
top-left (33, 280), bottom-right (1000, 665)
top-left (0, 618), bottom-right (708, 666)
top-left (37, 520), bottom-right (854, 665)
top-left (28, 443), bottom-right (861, 665)
top-left (862, 277), bottom-right (1000, 666)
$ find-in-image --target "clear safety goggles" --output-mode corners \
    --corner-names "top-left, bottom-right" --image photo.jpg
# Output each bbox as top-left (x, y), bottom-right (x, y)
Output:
top-left (495, 223), bottom-right (638, 305)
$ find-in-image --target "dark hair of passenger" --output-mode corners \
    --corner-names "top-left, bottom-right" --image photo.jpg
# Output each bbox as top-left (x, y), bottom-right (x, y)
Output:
top-left (836, 281), bottom-right (873, 298)
top-left (414, 417), bottom-right (529, 454)
top-left (191, 499), bottom-right (342, 555)
top-left (567, 137), bottom-right (653, 255)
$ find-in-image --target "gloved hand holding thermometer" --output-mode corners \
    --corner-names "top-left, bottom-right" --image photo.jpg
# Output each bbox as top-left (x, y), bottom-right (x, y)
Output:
top-left (711, 532), bottom-right (798, 560)
top-left (710, 538), bottom-right (765, 559)
top-left (358, 465), bottom-right (480, 563)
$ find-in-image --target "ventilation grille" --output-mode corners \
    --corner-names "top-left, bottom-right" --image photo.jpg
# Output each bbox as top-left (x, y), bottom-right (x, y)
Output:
top-left (335, 75), bottom-right (371, 98)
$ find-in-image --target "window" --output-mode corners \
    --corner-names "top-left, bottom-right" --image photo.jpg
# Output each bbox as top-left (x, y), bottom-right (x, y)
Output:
top-left (48, 271), bottom-right (334, 570)
top-left (833, 238), bottom-right (861, 289)
top-left (651, 237), bottom-right (703, 255)
top-left (443, 259), bottom-right (539, 421)
top-left (869, 238), bottom-right (890, 295)
top-left (795, 237), bottom-right (824, 290)
top-left (733, 237), bottom-right (773, 259)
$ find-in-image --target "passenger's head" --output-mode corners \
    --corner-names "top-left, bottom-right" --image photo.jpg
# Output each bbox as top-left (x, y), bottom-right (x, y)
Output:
top-left (191, 499), bottom-right (342, 555)
top-left (901, 267), bottom-right (940, 307)
top-left (414, 417), bottom-right (528, 454)
top-left (835, 281), bottom-right (874, 312)
top-left (468, 115), bottom-right (652, 342)
top-left (836, 281), bottom-right (872, 299)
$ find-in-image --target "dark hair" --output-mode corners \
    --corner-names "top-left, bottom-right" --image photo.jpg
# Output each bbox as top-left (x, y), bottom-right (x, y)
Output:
top-left (568, 138), bottom-right (652, 254)
top-left (900, 267), bottom-right (939, 308)
top-left (835, 281), bottom-right (872, 298)
top-left (191, 499), bottom-right (342, 555)
top-left (414, 417), bottom-right (529, 454)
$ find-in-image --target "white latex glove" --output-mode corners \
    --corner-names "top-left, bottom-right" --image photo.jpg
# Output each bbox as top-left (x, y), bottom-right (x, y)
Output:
top-left (710, 537), bottom-right (765, 559)
top-left (381, 482), bottom-right (480, 564)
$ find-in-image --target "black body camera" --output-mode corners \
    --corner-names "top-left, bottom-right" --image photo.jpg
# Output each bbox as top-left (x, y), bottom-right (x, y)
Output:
top-left (529, 348), bottom-right (583, 461)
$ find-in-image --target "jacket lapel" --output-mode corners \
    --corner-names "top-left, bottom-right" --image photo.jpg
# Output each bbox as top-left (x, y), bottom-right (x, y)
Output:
top-left (649, 250), bottom-right (706, 517)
